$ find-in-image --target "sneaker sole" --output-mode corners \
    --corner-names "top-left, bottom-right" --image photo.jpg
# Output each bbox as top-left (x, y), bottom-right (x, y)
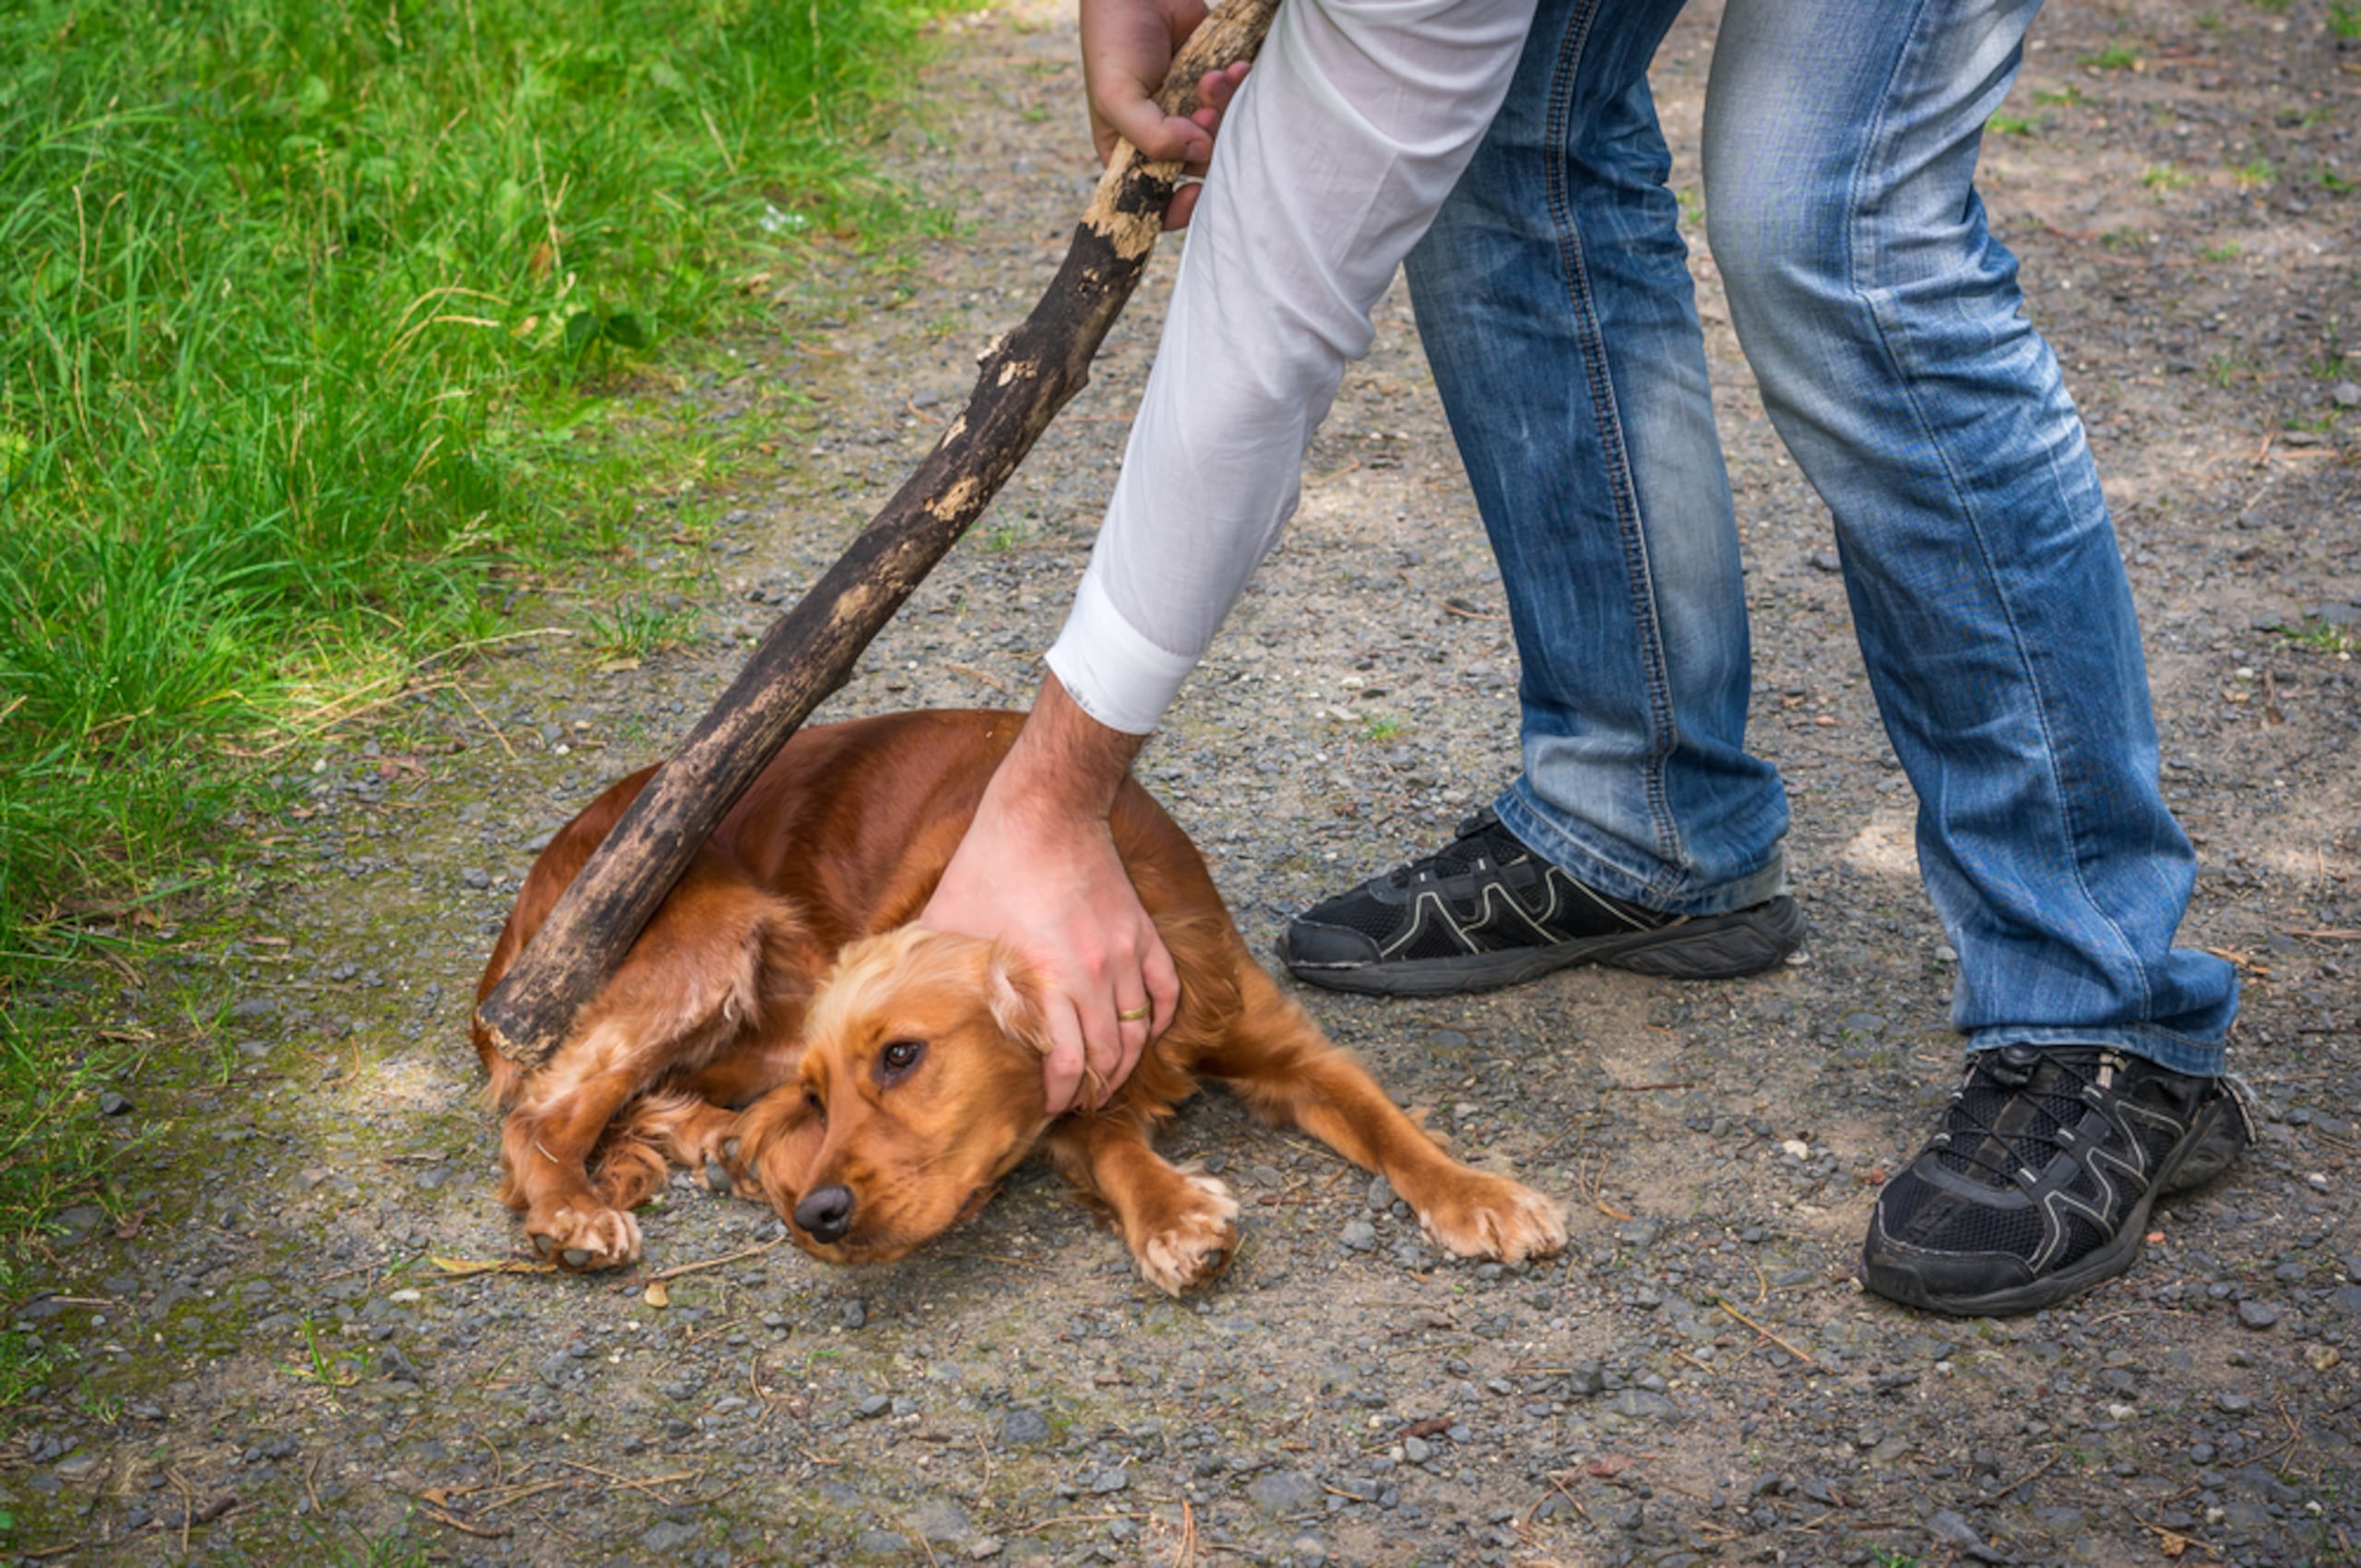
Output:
top-left (1862, 1088), bottom-right (2251, 1318)
top-left (1278, 896), bottom-right (1806, 997)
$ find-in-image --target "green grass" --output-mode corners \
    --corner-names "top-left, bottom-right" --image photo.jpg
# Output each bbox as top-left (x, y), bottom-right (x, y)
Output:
top-left (2335, 2), bottom-right (2361, 39)
top-left (585, 598), bottom-right (699, 664)
top-left (2081, 39), bottom-right (2143, 70)
top-left (2282, 617), bottom-right (2357, 656)
top-left (0, 0), bottom-right (962, 1408)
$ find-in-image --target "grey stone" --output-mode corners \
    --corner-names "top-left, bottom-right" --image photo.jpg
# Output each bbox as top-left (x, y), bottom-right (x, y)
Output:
top-left (1607, 1388), bottom-right (1677, 1419)
top-left (1928, 1509), bottom-right (1987, 1552)
top-left (1247, 1470), bottom-right (1319, 1515)
top-left (640, 1519), bottom-right (701, 1551)
top-left (1367, 1175), bottom-right (1395, 1211)
top-left (853, 1530), bottom-right (910, 1558)
top-left (51, 1206), bottom-right (106, 1241)
top-left (1000, 1408), bottom-right (1051, 1446)
top-left (911, 1499), bottom-right (971, 1543)
top-left (857, 1394), bottom-right (892, 1419)
top-left (1339, 1220), bottom-right (1377, 1253)
top-left (1090, 1467), bottom-right (1130, 1494)
top-left (2237, 1300), bottom-right (2281, 1330)
top-left (1403, 1436), bottom-right (1431, 1464)
top-left (98, 1091), bottom-right (133, 1117)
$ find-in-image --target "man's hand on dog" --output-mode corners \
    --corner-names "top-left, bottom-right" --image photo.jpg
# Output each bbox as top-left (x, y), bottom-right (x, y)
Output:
top-left (1079, 0), bottom-right (1250, 230)
top-left (921, 676), bottom-right (1180, 1114)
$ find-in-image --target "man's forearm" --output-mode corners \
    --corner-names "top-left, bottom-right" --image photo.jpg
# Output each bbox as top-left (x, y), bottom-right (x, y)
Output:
top-left (1045, 0), bottom-right (1533, 737)
top-left (994, 671), bottom-right (1146, 823)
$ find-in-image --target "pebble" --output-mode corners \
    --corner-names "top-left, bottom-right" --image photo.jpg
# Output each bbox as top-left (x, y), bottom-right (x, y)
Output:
top-left (98, 1091), bottom-right (133, 1116)
top-left (1000, 1408), bottom-right (1051, 1446)
top-left (1248, 1471), bottom-right (1319, 1515)
top-left (2236, 1301), bottom-right (2281, 1330)
top-left (639, 1520), bottom-right (701, 1551)
top-left (1339, 1219), bottom-right (1378, 1252)
top-left (911, 1499), bottom-right (971, 1542)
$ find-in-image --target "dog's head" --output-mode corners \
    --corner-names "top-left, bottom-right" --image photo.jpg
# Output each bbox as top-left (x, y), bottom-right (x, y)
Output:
top-left (734, 925), bottom-right (1054, 1265)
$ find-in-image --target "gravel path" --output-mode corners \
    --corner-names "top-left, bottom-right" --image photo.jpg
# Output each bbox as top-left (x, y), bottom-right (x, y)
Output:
top-left (6, 1), bottom-right (2357, 1563)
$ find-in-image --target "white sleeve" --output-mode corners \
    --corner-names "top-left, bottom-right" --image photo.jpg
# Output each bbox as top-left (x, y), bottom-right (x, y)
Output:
top-left (1046, 0), bottom-right (1535, 735)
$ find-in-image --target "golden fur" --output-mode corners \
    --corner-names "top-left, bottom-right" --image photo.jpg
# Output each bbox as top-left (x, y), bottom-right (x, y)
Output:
top-left (474, 709), bottom-right (1565, 1293)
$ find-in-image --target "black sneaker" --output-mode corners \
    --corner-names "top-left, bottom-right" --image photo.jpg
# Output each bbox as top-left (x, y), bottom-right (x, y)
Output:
top-left (1275, 807), bottom-right (1805, 996)
top-left (1863, 1045), bottom-right (2254, 1317)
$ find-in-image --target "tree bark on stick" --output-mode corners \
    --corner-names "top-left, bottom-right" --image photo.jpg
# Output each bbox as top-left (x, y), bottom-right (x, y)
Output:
top-left (474, 0), bottom-right (1282, 1069)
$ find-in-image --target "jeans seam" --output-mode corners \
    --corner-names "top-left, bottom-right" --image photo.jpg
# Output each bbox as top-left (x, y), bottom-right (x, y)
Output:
top-left (1843, 0), bottom-right (2156, 1021)
top-left (1542, 0), bottom-right (1684, 897)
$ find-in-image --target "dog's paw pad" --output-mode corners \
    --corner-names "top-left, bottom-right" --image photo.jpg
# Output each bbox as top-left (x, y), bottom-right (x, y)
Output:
top-left (1135, 1174), bottom-right (1241, 1297)
top-left (1417, 1175), bottom-right (1567, 1264)
top-left (527, 1203), bottom-right (643, 1272)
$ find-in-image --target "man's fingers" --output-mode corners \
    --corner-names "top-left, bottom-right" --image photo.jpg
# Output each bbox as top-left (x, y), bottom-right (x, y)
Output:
top-left (1143, 939), bottom-right (1181, 1039)
top-left (1041, 1004), bottom-right (1089, 1118)
top-left (1092, 85), bottom-right (1209, 165)
top-left (1109, 1011), bottom-right (1152, 1110)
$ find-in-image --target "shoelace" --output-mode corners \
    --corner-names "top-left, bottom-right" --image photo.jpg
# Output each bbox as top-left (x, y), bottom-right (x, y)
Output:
top-left (1382, 810), bottom-right (1525, 890)
top-left (1933, 1052), bottom-right (2109, 1187)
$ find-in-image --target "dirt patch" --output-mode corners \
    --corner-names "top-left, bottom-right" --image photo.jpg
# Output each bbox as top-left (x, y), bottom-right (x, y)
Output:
top-left (5, 1), bottom-right (2356, 1563)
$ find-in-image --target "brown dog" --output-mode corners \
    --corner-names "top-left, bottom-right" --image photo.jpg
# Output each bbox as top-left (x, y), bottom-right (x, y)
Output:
top-left (474, 709), bottom-right (1565, 1293)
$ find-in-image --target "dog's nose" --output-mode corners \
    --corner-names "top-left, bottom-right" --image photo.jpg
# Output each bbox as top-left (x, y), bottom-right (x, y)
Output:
top-left (795, 1184), bottom-right (856, 1244)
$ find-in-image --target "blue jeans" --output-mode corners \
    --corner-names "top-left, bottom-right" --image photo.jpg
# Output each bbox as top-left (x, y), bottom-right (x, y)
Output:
top-left (1404, 0), bottom-right (2237, 1072)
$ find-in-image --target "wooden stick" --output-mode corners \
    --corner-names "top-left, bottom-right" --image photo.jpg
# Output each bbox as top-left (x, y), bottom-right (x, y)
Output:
top-left (474, 0), bottom-right (1282, 1068)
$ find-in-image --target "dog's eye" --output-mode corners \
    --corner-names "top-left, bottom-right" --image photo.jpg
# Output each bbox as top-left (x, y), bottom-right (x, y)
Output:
top-left (803, 1087), bottom-right (825, 1123)
top-left (879, 1039), bottom-right (925, 1078)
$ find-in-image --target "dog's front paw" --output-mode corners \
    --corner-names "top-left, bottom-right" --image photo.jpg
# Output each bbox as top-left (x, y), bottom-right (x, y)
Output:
top-left (1416, 1172), bottom-right (1567, 1264)
top-left (527, 1201), bottom-right (644, 1272)
top-left (695, 1133), bottom-right (764, 1202)
top-left (1133, 1173), bottom-right (1241, 1297)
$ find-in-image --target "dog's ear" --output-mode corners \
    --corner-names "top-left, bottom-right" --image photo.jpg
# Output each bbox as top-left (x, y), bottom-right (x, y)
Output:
top-left (984, 944), bottom-right (1050, 1056)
